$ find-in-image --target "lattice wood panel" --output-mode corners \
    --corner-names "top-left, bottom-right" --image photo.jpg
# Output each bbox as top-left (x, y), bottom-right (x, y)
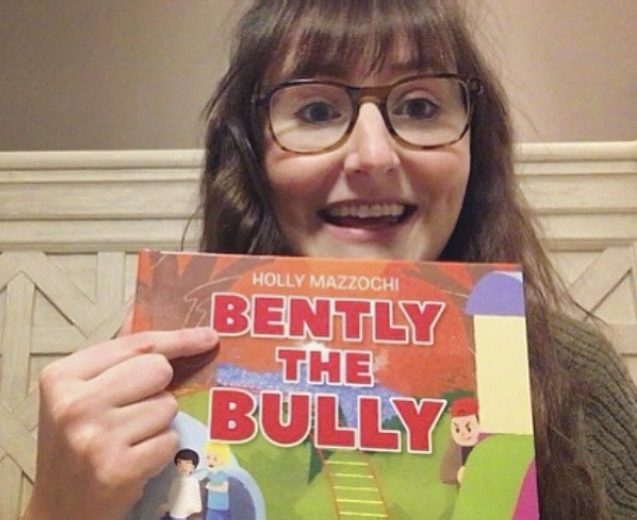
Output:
top-left (0, 252), bottom-right (132, 520)
top-left (515, 142), bottom-right (637, 381)
top-left (550, 244), bottom-right (637, 380)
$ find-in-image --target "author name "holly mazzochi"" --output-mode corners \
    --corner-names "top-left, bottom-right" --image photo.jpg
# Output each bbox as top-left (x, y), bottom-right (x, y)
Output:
top-left (251, 271), bottom-right (401, 292)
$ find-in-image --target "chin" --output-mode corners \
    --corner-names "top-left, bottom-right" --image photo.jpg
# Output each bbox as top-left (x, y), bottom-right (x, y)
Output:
top-left (287, 227), bottom-right (443, 261)
top-left (301, 243), bottom-right (410, 261)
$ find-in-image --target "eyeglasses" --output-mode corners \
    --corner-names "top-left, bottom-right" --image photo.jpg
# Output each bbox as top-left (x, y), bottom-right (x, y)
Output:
top-left (255, 73), bottom-right (482, 155)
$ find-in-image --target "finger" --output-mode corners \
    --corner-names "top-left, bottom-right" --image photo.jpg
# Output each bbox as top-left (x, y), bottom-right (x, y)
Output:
top-left (89, 353), bottom-right (175, 407)
top-left (130, 428), bottom-right (180, 481)
top-left (60, 327), bottom-right (219, 381)
top-left (130, 328), bottom-right (219, 360)
top-left (110, 392), bottom-right (178, 445)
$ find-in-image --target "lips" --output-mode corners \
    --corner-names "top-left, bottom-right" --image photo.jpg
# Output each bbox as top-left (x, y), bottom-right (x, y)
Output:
top-left (318, 201), bottom-right (416, 229)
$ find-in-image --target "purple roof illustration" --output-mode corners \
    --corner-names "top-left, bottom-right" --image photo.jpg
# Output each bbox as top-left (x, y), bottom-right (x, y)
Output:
top-left (216, 363), bottom-right (403, 428)
top-left (465, 271), bottom-right (525, 317)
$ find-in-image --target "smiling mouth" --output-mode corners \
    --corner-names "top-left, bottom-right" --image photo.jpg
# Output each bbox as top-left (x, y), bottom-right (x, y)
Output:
top-left (318, 202), bottom-right (416, 229)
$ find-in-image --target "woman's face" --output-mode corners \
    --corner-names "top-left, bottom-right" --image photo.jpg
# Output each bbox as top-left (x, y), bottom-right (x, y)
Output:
top-left (263, 61), bottom-right (471, 262)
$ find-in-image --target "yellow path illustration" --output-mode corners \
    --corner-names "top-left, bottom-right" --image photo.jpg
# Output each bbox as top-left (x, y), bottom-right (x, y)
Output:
top-left (319, 450), bottom-right (391, 519)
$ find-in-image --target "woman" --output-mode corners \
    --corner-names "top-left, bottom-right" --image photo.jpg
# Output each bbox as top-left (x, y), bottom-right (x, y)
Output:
top-left (26, 1), bottom-right (636, 519)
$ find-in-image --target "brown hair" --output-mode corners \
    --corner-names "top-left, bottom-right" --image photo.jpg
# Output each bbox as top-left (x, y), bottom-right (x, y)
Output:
top-left (200, 1), bottom-right (608, 517)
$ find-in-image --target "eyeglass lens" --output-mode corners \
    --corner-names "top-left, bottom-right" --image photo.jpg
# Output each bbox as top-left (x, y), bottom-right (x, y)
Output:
top-left (268, 77), bottom-right (470, 153)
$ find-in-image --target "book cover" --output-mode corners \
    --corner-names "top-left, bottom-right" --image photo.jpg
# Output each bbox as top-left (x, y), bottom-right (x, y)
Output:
top-left (131, 249), bottom-right (538, 520)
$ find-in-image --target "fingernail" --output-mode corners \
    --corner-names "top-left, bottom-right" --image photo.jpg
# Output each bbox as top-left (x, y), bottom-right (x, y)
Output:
top-left (198, 326), bottom-right (219, 345)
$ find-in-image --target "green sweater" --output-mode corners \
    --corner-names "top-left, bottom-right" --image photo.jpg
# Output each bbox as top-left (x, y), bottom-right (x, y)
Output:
top-left (551, 316), bottom-right (637, 519)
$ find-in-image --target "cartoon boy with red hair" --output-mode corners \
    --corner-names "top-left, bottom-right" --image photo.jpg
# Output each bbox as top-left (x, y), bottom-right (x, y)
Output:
top-left (441, 396), bottom-right (482, 485)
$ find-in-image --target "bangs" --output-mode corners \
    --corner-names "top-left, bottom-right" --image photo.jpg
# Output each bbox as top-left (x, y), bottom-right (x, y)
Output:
top-left (267, 0), bottom-right (459, 83)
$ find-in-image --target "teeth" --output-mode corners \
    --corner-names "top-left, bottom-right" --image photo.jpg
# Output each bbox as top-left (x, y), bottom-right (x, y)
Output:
top-left (327, 203), bottom-right (405, 219)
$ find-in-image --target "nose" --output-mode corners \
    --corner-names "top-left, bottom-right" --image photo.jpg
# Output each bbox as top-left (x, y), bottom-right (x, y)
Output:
top-left (343, 102), bottom-right (400, 176)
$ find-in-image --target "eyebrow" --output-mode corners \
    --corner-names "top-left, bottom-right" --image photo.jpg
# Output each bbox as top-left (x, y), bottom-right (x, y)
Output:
top-left (275, 64), bottom-right (422, 88)
top-left (287, 61), bottom-right (350, 80)
top-left (389, 61), bottom-right (427, 74)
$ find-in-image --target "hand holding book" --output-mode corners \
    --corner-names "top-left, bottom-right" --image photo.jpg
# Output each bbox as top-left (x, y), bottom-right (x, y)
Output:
top-left (24, 322), bottom-right (218, 520)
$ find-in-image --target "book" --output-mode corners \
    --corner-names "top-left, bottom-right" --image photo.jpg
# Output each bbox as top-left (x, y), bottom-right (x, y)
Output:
top-left (131, 249), bottom-right (539, 520)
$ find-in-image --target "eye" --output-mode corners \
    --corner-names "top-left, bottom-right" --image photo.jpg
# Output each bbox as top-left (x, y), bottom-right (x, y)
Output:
top-left (394, 97), bottom-right (439, 120)
top-left (295, 101), bottom-right (342, 124)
